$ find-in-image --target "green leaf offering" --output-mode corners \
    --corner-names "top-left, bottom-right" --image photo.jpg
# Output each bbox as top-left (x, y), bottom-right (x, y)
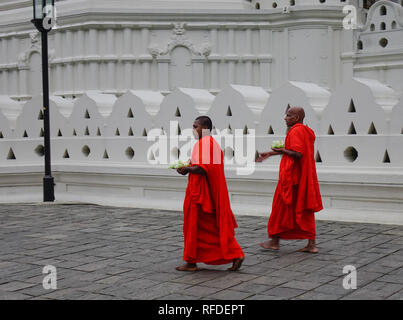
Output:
top-left (169, 160), bottom-right (190, 169)
top-left (271, 140), bottom-right (285, 149)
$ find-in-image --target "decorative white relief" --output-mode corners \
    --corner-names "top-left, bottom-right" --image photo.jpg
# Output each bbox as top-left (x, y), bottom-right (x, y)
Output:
top-left (148, 23), bottom-right (212, 58)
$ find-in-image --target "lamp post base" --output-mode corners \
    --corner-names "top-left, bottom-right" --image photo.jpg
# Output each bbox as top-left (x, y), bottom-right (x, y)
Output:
top-left (43, 175), bottom-right (55, 202)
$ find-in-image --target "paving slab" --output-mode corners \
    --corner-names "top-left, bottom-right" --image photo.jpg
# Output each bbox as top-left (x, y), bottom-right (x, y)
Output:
top-left (0, 203), bottom-right (402, 300)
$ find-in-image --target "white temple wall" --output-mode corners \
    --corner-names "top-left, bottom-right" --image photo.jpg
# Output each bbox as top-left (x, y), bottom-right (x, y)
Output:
top-left (1, 80), bottom-right (403, 224)
top-left (0, 0), bottom-right (403, 225)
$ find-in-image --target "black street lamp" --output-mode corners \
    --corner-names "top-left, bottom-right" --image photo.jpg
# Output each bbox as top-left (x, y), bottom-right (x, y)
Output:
top-left (31, 0), bottom-right (56, 202)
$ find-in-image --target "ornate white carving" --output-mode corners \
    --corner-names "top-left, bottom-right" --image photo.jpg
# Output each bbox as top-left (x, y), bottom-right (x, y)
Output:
top-left (148, 23), bottom-right (212, 58)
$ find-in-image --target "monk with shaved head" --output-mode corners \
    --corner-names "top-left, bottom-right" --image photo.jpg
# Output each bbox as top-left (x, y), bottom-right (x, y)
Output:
top-left (256, 107), bottom-right (323, 253)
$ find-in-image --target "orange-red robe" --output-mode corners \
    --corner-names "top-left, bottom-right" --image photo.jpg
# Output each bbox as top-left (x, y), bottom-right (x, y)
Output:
top-left (268, 123), bottom-right (323, 240)
top-left (182, 135), bottom-right (244, 265)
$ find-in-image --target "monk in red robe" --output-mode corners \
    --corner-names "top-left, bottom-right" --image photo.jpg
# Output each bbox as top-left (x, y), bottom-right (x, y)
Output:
top-left (176, 116), bottom-right (245, 271)
top-left (256, 107), bottom-right (323, 253)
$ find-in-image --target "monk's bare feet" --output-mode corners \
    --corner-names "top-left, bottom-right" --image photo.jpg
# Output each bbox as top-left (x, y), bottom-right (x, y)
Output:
top-left (175, 263), bottom-right (198, 272)
top-left (227, 256), bottom-right (245, 271)
top-left (297, 240), bottom-right (318, 254)
top-left (259, 238), bottom-right (279, 250)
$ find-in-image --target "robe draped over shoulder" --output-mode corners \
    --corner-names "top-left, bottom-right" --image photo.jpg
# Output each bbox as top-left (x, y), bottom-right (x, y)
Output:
top-left (182, 136), bottom-right (243, 264)
top-left (268, 124), bottom-right (323, 240)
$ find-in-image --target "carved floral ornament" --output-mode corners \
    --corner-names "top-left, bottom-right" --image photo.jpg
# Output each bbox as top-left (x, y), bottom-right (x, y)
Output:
top-left (18, 31), bottom-right (55, 69)
top-left (148, 23), bottom-right (212, 58)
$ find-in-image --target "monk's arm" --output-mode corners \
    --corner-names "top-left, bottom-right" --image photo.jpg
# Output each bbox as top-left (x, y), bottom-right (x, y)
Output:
top-left (187, 165), bottom-right (206, 175)
top-left (272, 148), bottom-right (302, 159)
top-left (256, 151), bottom-right (282, 162)
top-left (177, 165), bottom-right (206, 175)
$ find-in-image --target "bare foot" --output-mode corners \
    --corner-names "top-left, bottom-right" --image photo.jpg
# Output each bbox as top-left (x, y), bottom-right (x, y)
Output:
top-left (227, 256), bottom-right (245, 271)
top-left (297, 246), bottom-right (318, 254)
top-left (259, 240), bottom-right (279, 250)
top-left (175, 263), bottom-right (198, 272)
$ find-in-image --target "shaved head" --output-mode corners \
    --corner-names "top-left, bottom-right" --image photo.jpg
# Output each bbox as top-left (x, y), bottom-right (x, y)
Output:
top-left (288, 107), bottom-right (305, 122)
top-left (285, 106), bottom-right (305, 128)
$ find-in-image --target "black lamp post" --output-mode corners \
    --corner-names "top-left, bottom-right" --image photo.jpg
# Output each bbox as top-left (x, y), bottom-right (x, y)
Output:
top-left (31, 0), bottom-right (55, 202)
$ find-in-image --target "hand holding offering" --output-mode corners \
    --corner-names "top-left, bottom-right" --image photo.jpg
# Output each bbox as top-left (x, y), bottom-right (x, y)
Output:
top-left (169, 160), bottom-right (190, 169)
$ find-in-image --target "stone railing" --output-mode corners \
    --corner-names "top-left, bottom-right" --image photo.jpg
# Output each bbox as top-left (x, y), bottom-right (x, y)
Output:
top-left (0, 78), bottom-right (402, 224)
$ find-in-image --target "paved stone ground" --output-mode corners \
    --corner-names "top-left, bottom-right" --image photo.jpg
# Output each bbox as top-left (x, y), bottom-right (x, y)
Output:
top-left (0, 203), bottom-right (403, 300)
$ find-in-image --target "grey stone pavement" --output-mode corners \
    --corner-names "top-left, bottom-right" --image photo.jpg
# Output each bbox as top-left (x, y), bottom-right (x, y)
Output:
top-left (0, 203), bottom-right (403, 300)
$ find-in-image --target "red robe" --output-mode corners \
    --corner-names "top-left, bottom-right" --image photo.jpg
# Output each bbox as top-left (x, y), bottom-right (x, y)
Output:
top-left (268, 123), bottom-right (323, 240)
top-left (182, 135), bottom-right (244, 265)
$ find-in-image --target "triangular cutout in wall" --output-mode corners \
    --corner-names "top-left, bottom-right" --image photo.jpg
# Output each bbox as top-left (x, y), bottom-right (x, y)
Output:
top-left (57, 129), bottom-right (63, 137)
top-left (85, 126), bottom-right (90, 136)
top-left (175, 107), bottom-right (181, 117)
top-left (315, 151), bottom-right (322, 163)
top-left (103, 150), bottom-right (109, 159)
top-left (38, 110), bottom-right (44, 120)
top-left (84, 109), bottom-right (91, 119)
top-left (142, 128), bottom-right (147, 137)
top-left (0, 131), bottom-right (3, 138)
top-left (40, 128), bottom-right (44, 137)
top-left (348, 122), bottom-right (357, 134)
top-left (383, 150), bottom-right (391, 163)
top-left (96, 127), bottom-right (101, 136)
top-left (268, 126), bottom-right (274, 135)
top-left (368, 122), bottom-right (377, 134)
top-left (226, 106), bottom-right (232, 117)
top-left (63, 149), bottom-right (70, 159)
top-left (348, 99), bottom-right (356, 113)
top-left (23, 130), bottom-right (28, 138)
top-left (72, 129), bottom-right (77, 136)
top-left (115, 128), bottom-right (120, 136)
top-left (128, 127), bottom-right (134, 136)
top-left (127, 108), bottom-right (134, 118)
top-left (328, 125), bottom-right (335, 135)
top-left (7, 148), bottom-right (16, 160)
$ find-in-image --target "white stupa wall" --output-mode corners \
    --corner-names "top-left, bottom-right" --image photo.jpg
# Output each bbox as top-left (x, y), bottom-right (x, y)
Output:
top-left (1, 0), bottom-right (390, 100)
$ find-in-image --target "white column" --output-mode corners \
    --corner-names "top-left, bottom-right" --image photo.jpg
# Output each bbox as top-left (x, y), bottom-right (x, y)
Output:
top-left (245, 28), bottom-right (253, 85)
top-left (122, 27), bottom-right (132, 90)
top-left (1, 70), bottom-right (7, 95)
top-left (0, 39), bottom-right (4, 95)
top-left (10, 37), bottom-right (18, 96)
top-left (157, 57), bottom-right (169, 92)
top-left (88, 29), bottom-right (99, 90)
top-left (209, 27), bottom-right (219, 91)
top-left (283, 27), bottom-right (289, 83)
top-left (76, 30), bottom-right (84, 93)
top-left (259, 27), bottom-right (271, 91)
top-left (106, 29), bottom-right (115, 92)
top-left (328, 26), bottom-right (335, 90)
top-left (54, 31), bottom-right (63, 93)
top-left (65, 30), bottom-right (74, 93)
top-left (140, 26), bottom-right (151, 90)
top-left (227, 28), bottom-right (236, 84)
top-left (192, 58), bottom-right (205, 89)
top-left (55, 63), bottom-right (63, 94)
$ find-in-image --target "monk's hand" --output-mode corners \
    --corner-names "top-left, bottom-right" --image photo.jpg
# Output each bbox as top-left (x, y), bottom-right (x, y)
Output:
top-left (256, 152), bottom-right (271, 162)
top-left (271, 147), bottom-right (285, 154)
top-left (177, 167), bottom-right (189, 175)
